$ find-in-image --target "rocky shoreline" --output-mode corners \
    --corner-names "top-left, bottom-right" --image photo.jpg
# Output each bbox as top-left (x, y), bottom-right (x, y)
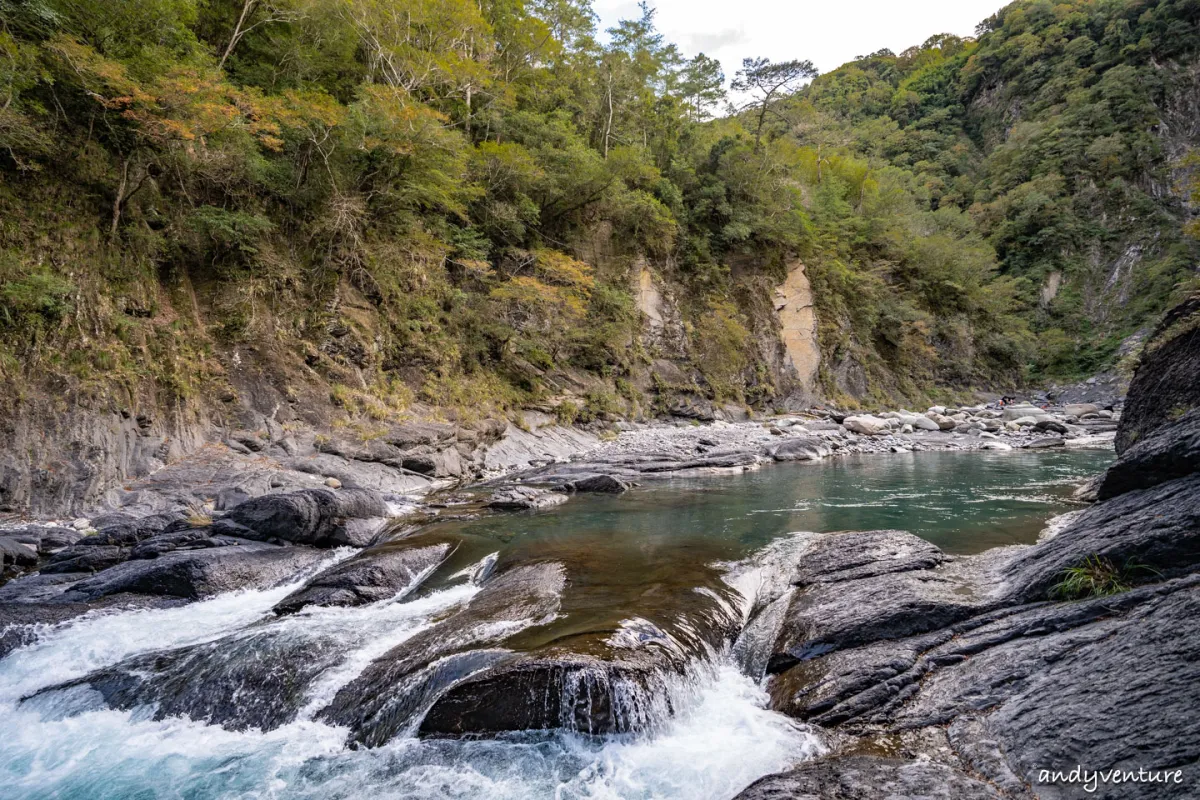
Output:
top-left (5, 300), bottom-right (1197, 799)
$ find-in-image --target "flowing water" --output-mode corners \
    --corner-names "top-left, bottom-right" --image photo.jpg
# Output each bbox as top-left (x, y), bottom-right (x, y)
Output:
top-left (0, 448), bottom-right (1112, 800)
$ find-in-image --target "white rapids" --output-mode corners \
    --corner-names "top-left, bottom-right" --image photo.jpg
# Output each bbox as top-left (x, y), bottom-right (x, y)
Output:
top-left (0, 562), bottom-right (822, 800)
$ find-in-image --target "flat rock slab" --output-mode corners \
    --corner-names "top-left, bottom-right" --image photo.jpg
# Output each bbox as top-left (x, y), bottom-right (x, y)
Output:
top-left (733, 755), bottom-right (1005, 800)
top-left (56, 541), bottom-right (328, 601)
top-left (789, 530), bottom-right (945, 587)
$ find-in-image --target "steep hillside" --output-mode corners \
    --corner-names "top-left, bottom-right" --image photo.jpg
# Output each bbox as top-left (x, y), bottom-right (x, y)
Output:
top-left (784, 0), bottom-right (1200, 380)
top-left (0, 0), bottom-right (1197, 511)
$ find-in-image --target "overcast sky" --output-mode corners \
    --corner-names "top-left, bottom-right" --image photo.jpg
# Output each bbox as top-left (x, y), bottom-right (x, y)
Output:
top-left (593, 1), bottom-right (1010, 81)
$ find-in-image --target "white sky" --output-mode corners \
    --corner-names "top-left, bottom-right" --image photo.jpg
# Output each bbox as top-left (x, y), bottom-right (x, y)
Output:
top-left (594, 1), bottom-right (1010, 81)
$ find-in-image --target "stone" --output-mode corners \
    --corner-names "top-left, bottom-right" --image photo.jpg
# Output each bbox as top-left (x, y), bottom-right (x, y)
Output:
top-left (211, 488), bottom-right (388, 547)
top-left (767, 437), bottom-right (831, 462)
top-left (1097, 410), bottom-right (1200, 500)
top-left (1004, 473), bottom-right (1200, 602)
top-left (273, 541), bottom-right (452, 615)
top-left (486, 486), bottom-right (570, 510)
top-left (1033, 419), bottom-right (1069, 434)
top-left (55, 542), bottom-right (328, 601)
top-left (1002, 405), bottom-right (1043, 421)
top-left (1064, 403), bottom-right (1101, 418)
top-left (1023, 436), bottom-right (1065, 448)
top-left (0, 537), bottom-right (38, 566)
top-left (843, 415), bottom-right (888, 436)
top-left (1116, 295), bottom-right (1200, 453)
top-left (733, 756), bottom-right (1004, 800)
top-left (324, 477), bottom-right (342, 488)
top-left (568, 474), bottom-right (632, 493)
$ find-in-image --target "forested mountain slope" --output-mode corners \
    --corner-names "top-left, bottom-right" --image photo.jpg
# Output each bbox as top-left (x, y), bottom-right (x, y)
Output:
top-left (0, 0), bottom-right (1196, 466)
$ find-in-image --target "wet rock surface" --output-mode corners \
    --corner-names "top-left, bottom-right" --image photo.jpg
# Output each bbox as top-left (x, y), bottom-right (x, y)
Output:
top-left (273, 539), bottom-right (452, 615)
top-left (1116, 293), bottom-right (1200, 453)
top-left (733, 755), bottom-right (1005, 800)
top-left (743, 296), bottom-right (1200, 799)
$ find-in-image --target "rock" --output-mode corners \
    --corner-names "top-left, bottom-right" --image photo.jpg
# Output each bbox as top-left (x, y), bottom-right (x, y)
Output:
top-left (1004, 473), bottom-right (1200, 602)
top-left (764, 531), bottom-right (975, 674)
top-left (1097, 410), bottom-right (1200, 500)
top-left (1002, 405), bottom-right (1043, 421)
top-left (0, 537), bottom-right (38, 566)
top-left (1064, 403), bottom-right (1101, 418)
top-left (273, 540), bottom-right (452, 615)
top-left (930, 414), bottom-right (957, 431)
top-left (767, 437), bottom-right (831, 462)
top-left (1117, 294), bottom-right (1200, 453)
top-left (567, 474), bottom-right (631, 494)
top-left (1033, 419), bottom-right (1069, 434)
top-left (486, 486), bottom-right (570, 510)
top-left (55, 541), bottom-right (327, 601)
top-left (41, 544), bottom-right (127, 574)
top-left (324, 477), bottom-right (342, 488)
top-left (1012, 416), bottom-right (1039, 426)
top-left (789, 531), bottom-right (945, 588)
top-left (325, 516), bottom-right (389, 548)
top-left (843, 415), bottom-right (888, 435)
top-left (1022, 436), bottom-right (1065, 448)
top-left (319, 562), bottom-right (568, 746)
top-left (980, 441), bottom-right (1013, 450)
top-left (211, 488), bottom-right (388, 547)
top-left (733, 756), bottom-right (1004, 800)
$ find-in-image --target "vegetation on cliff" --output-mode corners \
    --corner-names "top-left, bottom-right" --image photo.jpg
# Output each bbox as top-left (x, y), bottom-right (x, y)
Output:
top-left (0, 0), bottom-right (1196, 421)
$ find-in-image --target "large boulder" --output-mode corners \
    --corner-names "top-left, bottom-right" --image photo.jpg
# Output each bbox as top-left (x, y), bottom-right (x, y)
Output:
top-left (1097, 410), bottom-right (1200, 500)
top-left (486, 486), bottom-right (569, 510)
top-left (843, 415), bottom-right (888, 435)
top-left (272, 540), bottom-right (452, 615)
top-left (54, 541), bottom-right (327, 601)
top-left (767, 437), bottom-right (832, 462)
top-left (1117, 294), bottom-right (1200, 454)
top-left (1004, 473), bottom-right (1200, 601)
top-left (211, 488), bottom-right (388, 546)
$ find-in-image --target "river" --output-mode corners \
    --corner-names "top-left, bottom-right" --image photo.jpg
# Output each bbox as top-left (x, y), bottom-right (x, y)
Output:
top-left (0, 448), bottom-right (1112, 799)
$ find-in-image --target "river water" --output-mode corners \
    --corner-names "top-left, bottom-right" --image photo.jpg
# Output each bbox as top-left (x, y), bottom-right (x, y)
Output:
top-left (0, 448), bottom-right (1112, 800)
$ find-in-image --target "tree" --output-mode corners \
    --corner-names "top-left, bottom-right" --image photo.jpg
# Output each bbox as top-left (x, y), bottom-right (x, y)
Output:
top-left (678, 53), bottom-right (725, 121)
top-left (732, 56), bottom-right (818, 146)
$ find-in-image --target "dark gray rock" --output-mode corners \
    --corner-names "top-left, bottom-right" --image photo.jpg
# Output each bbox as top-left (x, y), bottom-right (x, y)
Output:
top-left (1004, 473), bottom-right (1200, 602)
top-left (1034, 419), bottom-right (1070, 434)
top-left (212, 488), bottom-right (388, 546)
top-left (565, 474), bottom-right (631, 493)
top-left (767, 437), bottom-right (831, 462)
top-left (320, 562), bottom-right (567, 746)
top-left (1117, 294), bottom-right (1200, 453)
top-left (789, 530), bottom-right (945, 587)
top-left (55, 541), bottom-right (327, 601)
top-left (486, 486), bottom-right (569, 510)
top-left (273, 541), bottom-right (452, 615)
top-left (41, 544), bottom-right (127, 574)
top-left (1097, 410), bottom-right (1200, 500)
top-left (0, 537), bottom-right (38, 566)
top-left (732, 756), bottom-right (1004, 800)
top-left (768, 568), bottom-right (984, 674)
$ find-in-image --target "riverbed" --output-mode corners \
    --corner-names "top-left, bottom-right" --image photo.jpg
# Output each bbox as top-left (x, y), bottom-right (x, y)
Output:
top-left (0, 448), bottom-right (1112, 800)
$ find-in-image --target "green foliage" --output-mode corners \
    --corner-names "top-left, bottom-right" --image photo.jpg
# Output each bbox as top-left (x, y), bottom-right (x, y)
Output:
top-left (0, 0), bottom-right (1195, 412)
top-left (1050, 555), bottom-right (1159, 601)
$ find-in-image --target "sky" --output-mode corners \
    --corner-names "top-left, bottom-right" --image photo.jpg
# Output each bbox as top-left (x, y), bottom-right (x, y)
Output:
top-left (593, 0), bottom-right (1010, 82)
